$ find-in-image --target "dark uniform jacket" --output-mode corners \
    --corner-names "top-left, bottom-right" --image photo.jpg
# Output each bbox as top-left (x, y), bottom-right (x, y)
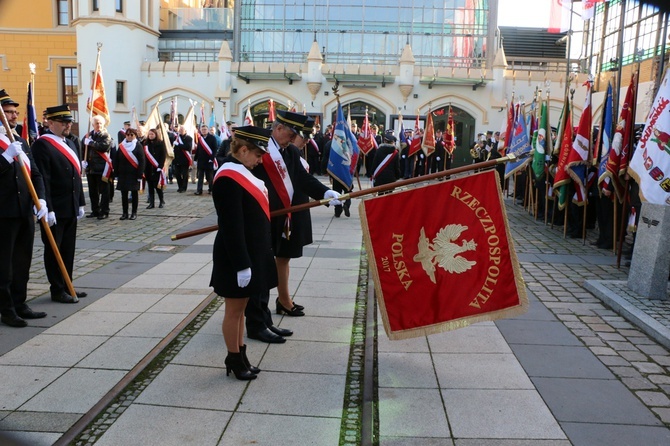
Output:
top-left (83, 130), bottom-right (112, 175)
top-left (173, 134), bottom-right (193, 167)
top-left (194, 133), bottom-right (218, 170)
top-left (114, 140), bottom-right (146, 191)
top-left (210, 156), bottom-right (278, 297)
top-left (31, 135), bottom-right (85, 218)
top-left (0, 135), bottom-right (45, 218)
top-left (143, 139), bottom-right (167, 181)
top-left (252, 138), bottom-right (329, 258)
top-left (371, 143), bottom-right (400, 186)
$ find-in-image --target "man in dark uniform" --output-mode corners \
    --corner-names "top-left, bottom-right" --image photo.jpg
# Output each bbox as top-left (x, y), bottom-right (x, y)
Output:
top-left (371, 131), bottom-right (400, 194)
top-left (82, 115), bottom-right (112, 219)
top-left (0, 90), bottom-right (49, 327)
top-left (247, 110), bottom-right (340, 343)
top-left (194, 124), bottom-right (217, 195)
top-left (430, 129), bottom-right (445, 174)
top-left (173, 124), bottom-right (193, 193)
top-left (32, 105), bottom-right (86, 304)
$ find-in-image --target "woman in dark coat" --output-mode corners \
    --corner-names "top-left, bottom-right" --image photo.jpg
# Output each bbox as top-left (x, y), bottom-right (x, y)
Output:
top-left (114, 128), bottom-right (146, 220)
top-left (210, 125), bottom-right (277, 381)
top-left (143, 128), bottom-right (167, 209)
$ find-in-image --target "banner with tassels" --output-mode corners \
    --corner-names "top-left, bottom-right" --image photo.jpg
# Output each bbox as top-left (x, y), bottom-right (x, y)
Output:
top-left (360, 170), bottom-right (528, 340)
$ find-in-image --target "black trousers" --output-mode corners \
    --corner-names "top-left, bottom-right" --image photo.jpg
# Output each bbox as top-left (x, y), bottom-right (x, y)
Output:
top-left (0, 217), bottom-right (35, 315)
top-left (121, 190), bottom-right (139, 214)
top-left (87, 173), bottom-right (110, 215)
top-left (173, 163), bottom-right (190, 191)
top-left (333, 181), bottom-right (352, 216)
top-left (147, 178), bottom-right (164, 205)
top-left (197, 167), bottom-right (213, 193)
top-left (245, 290), bottom-right (273, 335)
top-left (40, 216), bottom-right (77, 297)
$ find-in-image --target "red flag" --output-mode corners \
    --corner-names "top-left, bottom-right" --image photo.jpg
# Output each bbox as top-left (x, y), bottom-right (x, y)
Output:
top-left (86, 59), bottom-right (110, 126)
top-left (361, 170), bottom-right (528, 339)
top-left (606, 72), bottom-right (637, 202)
top-left (357, 109), bottom-right (376, 155)
top-left (503, 102), bottom-right (516, 150)
top-left (444, 106), bottom-right (456, 155)
top-left (268, 99), bottom-right (276, 122)
top-left (421, 110), bottom-right (436, 157)
top-left (408, 115), bottom-right (422, 157)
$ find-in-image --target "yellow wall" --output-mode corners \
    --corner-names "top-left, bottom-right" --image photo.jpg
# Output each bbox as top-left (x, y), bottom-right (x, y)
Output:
top-left (0, 0), bottom-right (76, 116)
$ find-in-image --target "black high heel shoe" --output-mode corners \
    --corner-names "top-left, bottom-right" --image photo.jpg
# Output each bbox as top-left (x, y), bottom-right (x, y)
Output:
top-left (224, 352), bottom-right (256, 381)
top-left (240, 345), bottom-right (260, 374)
top-left (275, 297), bottom-right (304, 311)
top-left (276, 298), bottom-right (305, 317)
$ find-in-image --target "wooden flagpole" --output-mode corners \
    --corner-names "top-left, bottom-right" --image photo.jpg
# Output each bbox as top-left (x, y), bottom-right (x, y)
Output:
top-left (172, 153), bottom-right (523, 241)
top-left (84, 43), bottom-right (103, 166)
top-left (0, 107), bottom-right (78, 299)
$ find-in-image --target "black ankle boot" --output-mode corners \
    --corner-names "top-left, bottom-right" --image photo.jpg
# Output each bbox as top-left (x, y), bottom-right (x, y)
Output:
top-left (224, 352), bottom-right (257, 380)
top-left (239, 345), bottom-right (260, 374)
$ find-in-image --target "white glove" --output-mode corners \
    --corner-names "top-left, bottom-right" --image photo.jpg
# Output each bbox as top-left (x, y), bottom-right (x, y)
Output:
top-left (81, 160), bottom-right (88, 169)
top-left (237, 268), bottom-right (251, 288)
top-left (1, 141), bottom-right (23, 163)
top-left (34, 199), bottom-right (48, 220)
top-left (401, 154), bottom-right (406, 159)
top-left (436, 157), bottom-right (441, 161)
top-left (77, 206), bottom-right (85, 220)
top-left (157, 168), bottom-right (162, 172)
top-left (84, 137), bottom-right (93, 145)
top-left (47, 212), bottom-right (56, 227)
top-left (324, 189), bottom-right (342, 206)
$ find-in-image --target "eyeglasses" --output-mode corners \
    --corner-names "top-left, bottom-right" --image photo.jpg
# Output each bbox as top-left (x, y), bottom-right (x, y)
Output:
top-left (4, 110), bottom-right (19, 116)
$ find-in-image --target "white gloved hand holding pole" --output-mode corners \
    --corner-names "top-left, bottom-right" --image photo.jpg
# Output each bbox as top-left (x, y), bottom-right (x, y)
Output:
top-left (323, 189), bottom-right (342, 206)
top-left (1, 141), bottom-right (24, 164)
top-left (34, 199), bottom-right (48, 221)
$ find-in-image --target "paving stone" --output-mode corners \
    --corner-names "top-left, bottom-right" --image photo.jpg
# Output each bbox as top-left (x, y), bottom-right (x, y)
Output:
top-left (599, 356), bottom-right (630, 367)
top-left (621, 377), bottom-right (658, 390)
top-left (651, 407), bottom-right (670, 424)
top-left (620, 350), bottom-right (651, 361)
top-left (636, 391), bottom-right (670, 407)
top-left (631, 362), bottom-right (666, 374)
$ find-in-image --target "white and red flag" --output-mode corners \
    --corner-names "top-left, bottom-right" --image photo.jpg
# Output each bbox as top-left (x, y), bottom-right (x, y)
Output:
top-left (268, 99), bottom-right (276, 122)
top-left (361, 170), bottom-right (528, 339)
top-left (629, 69), bottom-right (670, 205)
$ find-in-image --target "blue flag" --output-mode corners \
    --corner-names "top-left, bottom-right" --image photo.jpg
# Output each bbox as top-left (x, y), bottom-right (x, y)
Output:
top-left (399, 118), bottom-right (408, 149)
top-left (327, 102), bottom-right (360, 189)
top-left (597, 82), bottom-right (613, 190)
top-left (26, 82), bottom-right (38, 142)
top-left (504, 106), bottom-right (532, 178)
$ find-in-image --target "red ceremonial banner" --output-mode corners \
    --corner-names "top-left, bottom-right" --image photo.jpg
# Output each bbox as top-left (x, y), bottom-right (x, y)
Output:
top-left (360, 170), bottom-right (528, 340)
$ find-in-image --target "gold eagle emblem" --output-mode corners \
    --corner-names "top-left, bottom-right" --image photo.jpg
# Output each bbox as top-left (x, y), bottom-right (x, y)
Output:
top-left (413, 224), bottom-right (478, 284)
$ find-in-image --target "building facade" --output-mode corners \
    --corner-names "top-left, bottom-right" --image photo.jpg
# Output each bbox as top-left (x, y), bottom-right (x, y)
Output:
top-left (0, 1), bottom-right (667, 166)
top-left (0, 0), bottom-right (78, 130)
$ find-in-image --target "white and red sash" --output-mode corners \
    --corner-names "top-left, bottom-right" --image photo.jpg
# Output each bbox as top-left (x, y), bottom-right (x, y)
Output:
top-left (262, 137), bottom-right (294, 237)
top-left (372, 151), bottom-right (398, 180)
top-left (144, 145), bottom-right (166, 189)
top-left (198, 135), bottom-right (218, 169)
top-left (176, 135), bottom-right (193, 167)
top-left (40, 134), bottom-right (81, 175)
top-left (214, 162), bottom-right (270, 220)
top-left (0, 133), bottom-right (31, 174)
top-left (119, 140), bottom-right (140, 169)
top-left (101, 152), bottom-right (113, 182)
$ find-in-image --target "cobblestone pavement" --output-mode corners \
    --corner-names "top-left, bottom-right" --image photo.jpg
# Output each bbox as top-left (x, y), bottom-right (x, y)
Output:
top-left (26, 178), bottom-right (215, 302)
top-left (505, 202), bottom-right (670, 426)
